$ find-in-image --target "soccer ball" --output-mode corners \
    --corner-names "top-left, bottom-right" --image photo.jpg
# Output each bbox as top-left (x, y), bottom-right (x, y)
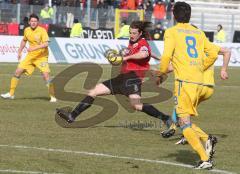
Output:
top-left (104, 49), bottom-right (123, 66)
top-left (154, 33), bottom-right (160, 40)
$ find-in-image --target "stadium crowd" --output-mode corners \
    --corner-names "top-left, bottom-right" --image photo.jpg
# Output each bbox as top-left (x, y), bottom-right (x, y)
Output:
top-left (0, 0), bottom-right (174, 28)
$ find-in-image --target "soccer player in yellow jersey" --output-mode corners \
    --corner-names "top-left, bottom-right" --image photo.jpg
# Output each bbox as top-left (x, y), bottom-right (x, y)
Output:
top-left (169, 45), bottom-right (230, 145)
top-left (156, 2), bottom-right (230, 169)
top-left (1, 14), bottom-right (56, 102)
top-left (161, 45), bottom-right (230, 139)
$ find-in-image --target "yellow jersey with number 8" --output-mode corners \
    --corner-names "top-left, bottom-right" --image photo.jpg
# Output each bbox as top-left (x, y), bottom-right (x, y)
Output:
top-left (160, 23), bottom-right (218, 84)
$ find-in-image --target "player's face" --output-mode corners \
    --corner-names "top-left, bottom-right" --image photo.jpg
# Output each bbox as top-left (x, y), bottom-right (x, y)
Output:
top-left (129, 28), bottom-right (142, 42)
top-left (29, 17), bottom-right (39, 29)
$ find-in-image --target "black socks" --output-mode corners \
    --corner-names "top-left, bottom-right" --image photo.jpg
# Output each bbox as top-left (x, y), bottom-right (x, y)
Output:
top-left (71, 96), bottom-right (95, 119)
top-left (142, 103), bottom-right (170, 121)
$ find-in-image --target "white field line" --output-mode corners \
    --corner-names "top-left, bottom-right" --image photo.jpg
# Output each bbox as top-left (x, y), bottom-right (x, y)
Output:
top-left (0, 144), bottom-right (236, 174)
top-left (0, 169), bottom-right (63, 174)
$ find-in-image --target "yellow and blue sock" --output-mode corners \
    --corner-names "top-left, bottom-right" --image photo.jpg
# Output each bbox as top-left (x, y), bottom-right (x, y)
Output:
top-left (9, 76), bottom-right (20, 96)
top-left (181, 123), bottom-right (209, 161)
top-left (46, 79), bottom-right (55, 98)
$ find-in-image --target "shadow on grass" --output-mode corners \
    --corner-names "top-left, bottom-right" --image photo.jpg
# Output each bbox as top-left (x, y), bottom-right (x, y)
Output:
top-left (18, 96), bottom-right (50, 101)
top-left (166, 149), bottom-right (199, 165)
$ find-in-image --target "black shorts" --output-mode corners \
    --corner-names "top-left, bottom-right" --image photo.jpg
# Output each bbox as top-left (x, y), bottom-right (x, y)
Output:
top-left (102, 71), bottom-right (142, 96)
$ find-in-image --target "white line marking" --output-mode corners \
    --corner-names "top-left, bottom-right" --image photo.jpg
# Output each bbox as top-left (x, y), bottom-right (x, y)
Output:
top-left (0, 144), bottom-right (236, 174)
top-left (0, 169), bottom-right (63, 174)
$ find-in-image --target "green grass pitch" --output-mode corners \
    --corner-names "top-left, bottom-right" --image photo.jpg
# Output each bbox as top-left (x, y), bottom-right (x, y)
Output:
top-left (0, 63), bottom-right (239, 174)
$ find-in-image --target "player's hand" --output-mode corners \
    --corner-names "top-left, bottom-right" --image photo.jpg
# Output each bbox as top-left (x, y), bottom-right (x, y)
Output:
top-left (119, 48), bottom-right (129, 57)
top-left (220, 69), bottom-right (228, 80)
top-left (155, 72), bottom-right (168, 86)
top-left (17, 52), bottom-right (22, 61)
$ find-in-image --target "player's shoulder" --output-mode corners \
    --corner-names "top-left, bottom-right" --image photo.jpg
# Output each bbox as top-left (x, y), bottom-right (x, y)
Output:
top-left (165, 26), bottom-right (175, 33)
top-left (138, 38), bottom-right (149, 46)
top-left (24, 26), bottom-right (31, 32)
top-left (36, 26), bottom-right (48, 33)
top-left (189, 24), bottom-right (206, 36)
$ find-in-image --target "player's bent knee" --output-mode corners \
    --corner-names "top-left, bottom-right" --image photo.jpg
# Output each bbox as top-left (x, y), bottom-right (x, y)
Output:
top-left (42, 72), bottom-right (50, 80)
top-left (87, 89), bottom-right (97, 97)
top-left (178, 117), bottom-right (191, 128)
top-left (15, 69), bottom-right (24, 77)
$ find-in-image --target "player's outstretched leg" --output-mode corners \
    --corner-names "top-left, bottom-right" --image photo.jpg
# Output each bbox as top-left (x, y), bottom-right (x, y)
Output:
top-left (1, 68), bottom-right (23, 99)
top-left (57, 95), bottom-right (95, 123)
top-left (57, 82), bottom-right (111, 123)
top-left (141, 104), bottom-right (172, 126)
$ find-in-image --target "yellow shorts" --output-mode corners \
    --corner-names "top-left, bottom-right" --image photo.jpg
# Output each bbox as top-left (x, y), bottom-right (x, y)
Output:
top-left (174, 80), bottom-right (203, 117)
top-left (198, 86), bottom-right (214, 104)
top-left (18, 55), bottom-right (50, 76)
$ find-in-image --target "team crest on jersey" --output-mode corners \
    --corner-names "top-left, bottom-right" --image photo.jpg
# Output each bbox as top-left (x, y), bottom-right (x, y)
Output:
top-left (35, 34), bottom-right (41, 43)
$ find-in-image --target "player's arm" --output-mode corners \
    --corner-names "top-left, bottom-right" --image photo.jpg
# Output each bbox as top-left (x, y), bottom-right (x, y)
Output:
top-left (27, 41), bottom-right (48, 52)
top-left (151, 52), bottom-right (160, 60)
top-left (123, 46), bottom-right (149, 60)
top-left (202, 35), bottom-right (219, 70)
top-left (17, 39), bottom-right (27, 60)
top-left (156, 30), bottom-right (175, 85)
top-left (218, 47), bottom-right (231, 80)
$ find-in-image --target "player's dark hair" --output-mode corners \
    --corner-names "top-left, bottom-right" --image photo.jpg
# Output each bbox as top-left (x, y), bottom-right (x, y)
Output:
top-left (218, 24), bottom-right (223, 30)
top-left (173, 1), bottom-right (191, 23)
top-left (130, 20), bottom-right (152, 39)
top-left (29, 13), bottom-right (39, 21)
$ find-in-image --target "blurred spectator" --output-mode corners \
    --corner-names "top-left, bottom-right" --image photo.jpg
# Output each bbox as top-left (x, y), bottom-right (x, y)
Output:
top-left (29, 0), bottom-right (43, 5)
top-left (144, 0), bottom-right (153, 22)
top-left (127, 0), bottom-right (136, 10)
top-left (113, 0), bottom-right (120, 8)
top-left (40, 3), bottom-right (54, 24)
top-left (137, 0), bottom-right (144, 10)
top-left (127, 0), bottom-right (138, 22)
top-left (66, 11), bottom-right (74, 28)
top-left (97, 0), bottom-right (108, 28)
top-left (19, 16), bottom-right (29, 35)
top-left (90, 0), bottom-right (98, 21)
top-left (153, 0), bottom-right (166, 25)
top-left (167, 0), bottom-right (175, 21)
top-left (70, 18), bottom-right (83, 38)
top-left (215, 24), bottom-right (226, 43)
top-left (106, 0), bottom-right (114, 21)
top-left (52, 0), bottom-right (61, 6)
top-left (116, 20), bottom-right (130, 39)
top-left (75, 0), bottom-right (86, 21)
top-left (119, 0), bottom-right (129, 22)
top-left (22, 16), bottom-right (29, 28)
